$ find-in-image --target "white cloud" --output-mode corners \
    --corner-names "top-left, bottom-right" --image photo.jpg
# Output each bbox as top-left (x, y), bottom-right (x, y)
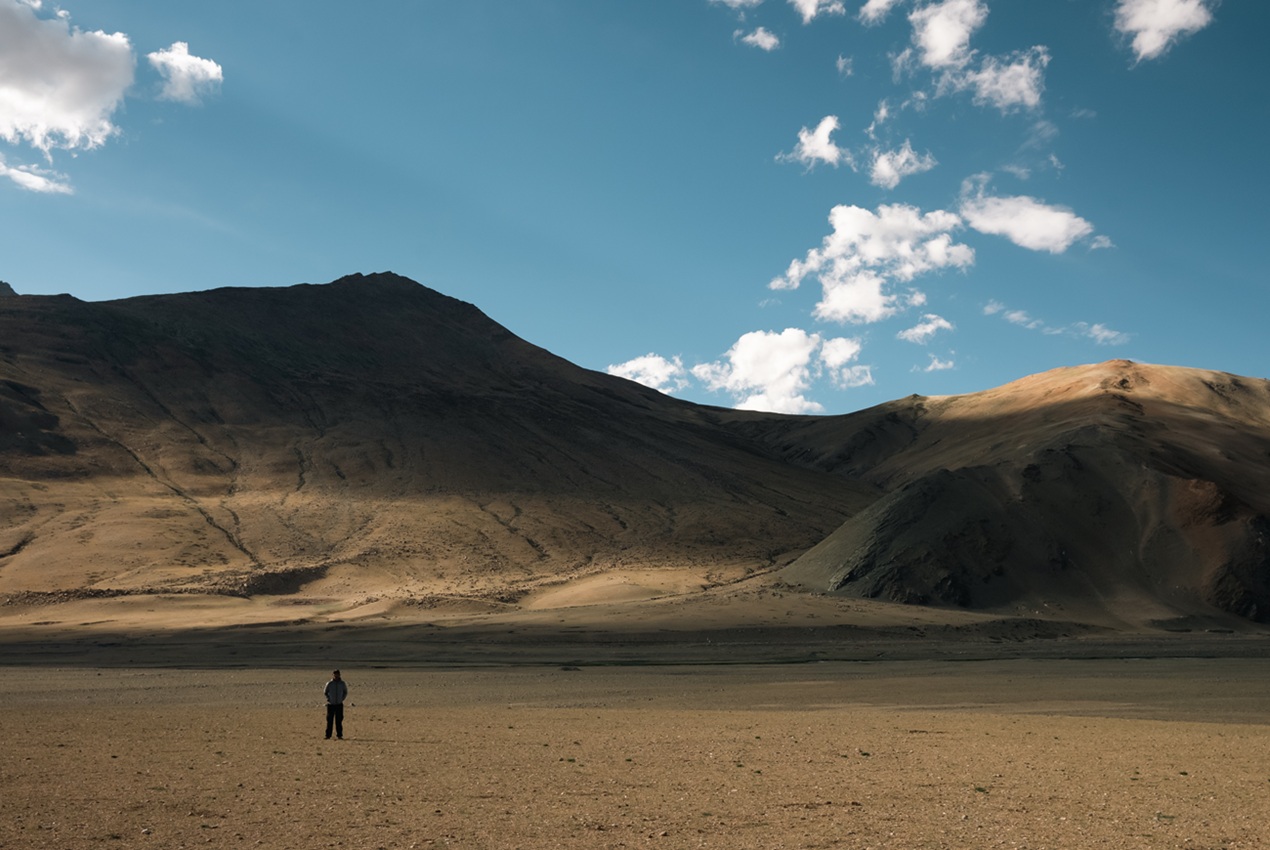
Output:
top-left (1114, 0), bottom-right (1215, 62)
top-left (813, 270), bottom-right (902, 324)
top-left (986, 301), bottom-right (1131, 345)
top-left (773, 203), bottom-right (972, 289)
top-left (773, 203), bottom-right (973, 326)
top-left (1090, 235), bottom-right (1115, 250)
top-left (1003, 309), bottom-right (1041, 329)
top-left (961, 46), bottom-right (1049, 111)
top-left (897, 313), bottom-right (953, 344)
top-left (692, 328), bottom-right (828, 413)
top-left (0, 153), bottom-right (72, 193)
top-left (736, 27), bottom-right (780, 50)
top-left (869, 139), bottom-right (937, 189)
top-left (960, 177), bottom-right (1095, 253)
top-left (778, 115), bottom-right (851, 169)
top-left (712, 0), bottom-right (765, 7)
top-left (789, 0), bottom-right (846, 24)
top-left (607, 354), bottom-right (689, 394)
top-left (836, 55), bottom-right (854, 76)
top-left (907, 0), bottom-right (987, 70)
top-left (899, 1), bottom-right (1050, 112)
top-left (859, 0), bottom-right (907, 25)
top-left (820, 336), bottom-right (874, 388)
top-left (921, 354), bottom-right (955, 371)
top-left (0, 0), bottom-right (134, 152)
top-left (1075, 323), bottom-right (1131, 345)
top-left (147, 42), bottom-right (223, 104)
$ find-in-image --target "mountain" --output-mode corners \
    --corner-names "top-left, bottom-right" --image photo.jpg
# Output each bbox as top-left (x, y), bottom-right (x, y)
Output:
top-left (0, 273), bottom-right (873, 604)
top-left (1, 273), bottom-right (1269, 630)
top-left (764, 362), bottom-right (1270, 627)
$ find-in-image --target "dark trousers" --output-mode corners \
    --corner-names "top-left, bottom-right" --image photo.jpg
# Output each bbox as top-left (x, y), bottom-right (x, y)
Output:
top-left (325, 703), bottom-right (344, 738)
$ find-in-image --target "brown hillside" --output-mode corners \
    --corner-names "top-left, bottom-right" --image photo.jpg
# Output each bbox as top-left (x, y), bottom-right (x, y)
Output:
top-left (0, 274), bottom-right (872, 607)
top-left (767, 361), bottom-right (1270, 626)
top-left (2, 275), bottom-right (1269, 632)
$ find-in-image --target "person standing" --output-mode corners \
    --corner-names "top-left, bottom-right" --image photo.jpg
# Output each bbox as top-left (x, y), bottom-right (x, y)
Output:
top-left (324, 669), bottom-right (348, 739)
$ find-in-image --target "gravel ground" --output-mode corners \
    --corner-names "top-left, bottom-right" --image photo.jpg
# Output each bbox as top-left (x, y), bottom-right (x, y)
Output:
top-left (6, 660), bottom-right (1270, 849)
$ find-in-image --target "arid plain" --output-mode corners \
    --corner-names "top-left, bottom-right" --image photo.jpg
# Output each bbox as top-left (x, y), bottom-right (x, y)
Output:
top-left (4, 276), bottom-right (1270, 848)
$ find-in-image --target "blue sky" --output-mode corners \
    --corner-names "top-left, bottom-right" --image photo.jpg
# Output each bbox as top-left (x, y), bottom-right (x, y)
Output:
top-left (1, 0), bottom-right (1265, 414)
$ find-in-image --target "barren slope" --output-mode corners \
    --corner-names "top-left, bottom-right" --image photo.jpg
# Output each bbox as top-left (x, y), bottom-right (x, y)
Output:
top-left (3, 275), bottom-right (1269, 634)
top-left (0, 274), bottom-right (873, 607)
top-left (761, 361), bottom-right (1270, 627)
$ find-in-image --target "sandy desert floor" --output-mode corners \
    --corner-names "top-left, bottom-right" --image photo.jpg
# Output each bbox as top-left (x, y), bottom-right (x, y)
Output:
top-left (5, 658), bottom-right (1270, 850)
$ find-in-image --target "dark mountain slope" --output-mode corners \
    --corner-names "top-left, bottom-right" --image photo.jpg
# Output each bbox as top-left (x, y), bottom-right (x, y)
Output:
top-left (763, 362), bottom-right (1270, 625)
top-left (0, 273), bottom-right (873, 600)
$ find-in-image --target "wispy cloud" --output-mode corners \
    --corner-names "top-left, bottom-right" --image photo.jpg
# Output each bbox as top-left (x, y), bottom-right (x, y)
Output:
top-left (869, 139), bottom-right (937, 189)
top-left (148, 42), bottom-right (223, 104)
top-left (920, 354), bottom-right (956, 372)
top-left (1114, 0), bottom-right (1216, 63)
top-left (859, 0), bottom-right (907, 25)
top-left (961, 46), bottom-right (1049, 111)
top-left (898, 313), bottom-right (954, 344)
top-left (711, 0), bottom-right (765, 8)
top-left (0, 154), bottom-right (72, 194)
top-left (985, 301), bottom-right (1131, 345)
top-left (1075, 322), bottom-right (1131, 345)
top-left (788, 0), bottom-right (846, 24)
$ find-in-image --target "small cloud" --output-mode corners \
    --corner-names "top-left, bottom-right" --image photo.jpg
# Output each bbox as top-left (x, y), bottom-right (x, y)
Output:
top-left (897, 313), bottom-right (953, 344)
top-left (869, 139), bottom-right (937, 189)
top-left (0, 154), bottom-right (73, 193)
top-left (907, 0), bottom-right (987, 71)
top-left (1003, 309), bottom-right (1042, 330)
top-left (820, 336), bottom-right (874, 388)
top-left (607, 354), bottom-right (689, 394)
top-left (960, 175), bottom-right (1096, 253)
top-left (736, 26), bottom-right (781, 50)
top-left (1089, 235), bottom-right (1115, 250)
top-left (865, 99), bottom-right (890, 141)
top-left (987, 300), bottom-right (1131, 345)
top-left (778, 115), bottom-right (852, 169)
top-left (789, 0), bottom-right (846, 24)
top-left (710, 0), bottom-right (765, 8)
top-left (1075, 322), bottom-right (1131, 345)
top-left (147, 41), bottom-right (223, 104)
top-left (920, 354), bottom-right (955, 372)
top-left (960, 46), bottom-right (1049, 111)
top-left (1114, 0), bottom-right (1216, 63)
top-left (836, 55), bottom-right (854, 76)
top-left (859, 0), bottom-right (906, 25)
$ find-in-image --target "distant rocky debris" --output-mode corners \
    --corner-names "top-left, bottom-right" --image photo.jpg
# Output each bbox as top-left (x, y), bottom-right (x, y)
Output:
top-left (0, 281), bottom-right (16, 297)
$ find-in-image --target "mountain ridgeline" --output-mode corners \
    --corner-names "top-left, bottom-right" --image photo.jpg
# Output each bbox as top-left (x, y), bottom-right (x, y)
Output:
top-left (2, 273), bottom-right (1268, 627)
